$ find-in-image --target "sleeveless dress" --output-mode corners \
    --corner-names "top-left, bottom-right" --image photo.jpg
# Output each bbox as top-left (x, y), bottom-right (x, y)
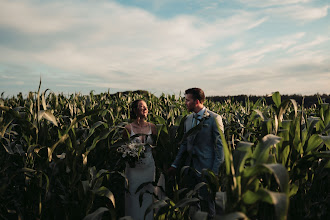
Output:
top-left (125, 123), bottom-right (155, 220)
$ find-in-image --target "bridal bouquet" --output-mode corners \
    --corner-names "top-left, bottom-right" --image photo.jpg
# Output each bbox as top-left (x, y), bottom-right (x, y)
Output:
top-left (117, 142), bottom-right (146, 168)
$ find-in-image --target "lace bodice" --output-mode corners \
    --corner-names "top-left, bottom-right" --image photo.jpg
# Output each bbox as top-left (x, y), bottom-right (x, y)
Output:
top-left (130, 123), bottom-right (154, 148)
top-left (129, 123), bottom-right (154, 166)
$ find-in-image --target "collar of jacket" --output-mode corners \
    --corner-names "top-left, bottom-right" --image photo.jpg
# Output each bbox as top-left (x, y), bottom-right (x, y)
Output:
top-left (201, 108), bottom-right (211, 119)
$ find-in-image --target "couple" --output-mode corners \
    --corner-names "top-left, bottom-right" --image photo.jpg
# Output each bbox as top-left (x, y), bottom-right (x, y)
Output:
top-left (122, 88), bottom-right (224, 220)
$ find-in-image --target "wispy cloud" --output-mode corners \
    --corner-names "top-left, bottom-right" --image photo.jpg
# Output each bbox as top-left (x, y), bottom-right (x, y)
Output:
top-left (0, 0), bottom-right (82, 34)
top-left (0, 0), bottom-right (329, 96)
top-left (238, 0), bottom-right (329, 22)
top-left (239, 0), bottom-right (312, 8)
top-left (288, 36), bottom-right (330, 53)
top-left (0, 74), bottom-right (16, 79)
top-left (0, 1), bottom-right (263, 76)
top-left (221, 32), bottom-right (306, 70)
top-left (266, 5), bottom-right (329, 21)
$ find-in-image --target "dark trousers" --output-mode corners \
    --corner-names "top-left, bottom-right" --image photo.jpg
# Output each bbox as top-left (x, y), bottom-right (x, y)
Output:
top-left (182, 168), bottom-right (216, 218)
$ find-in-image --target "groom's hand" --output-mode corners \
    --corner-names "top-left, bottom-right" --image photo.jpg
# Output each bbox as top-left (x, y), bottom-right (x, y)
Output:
top-left (167, 166), bottom-right (176, 176)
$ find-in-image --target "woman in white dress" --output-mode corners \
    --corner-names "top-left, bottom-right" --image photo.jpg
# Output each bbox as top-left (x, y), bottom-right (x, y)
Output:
top-left (123, 99), bottom-right (157, 220)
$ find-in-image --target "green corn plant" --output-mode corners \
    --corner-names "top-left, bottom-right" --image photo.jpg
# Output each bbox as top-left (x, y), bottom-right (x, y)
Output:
top-left (141, 167), bottom-right (207, 220)
top-left (0, 84), bottom-right (120, 219)
top-left (1, 88), bottom-right (329, 219)
top-left (220, 130), bottom-right (290, 220)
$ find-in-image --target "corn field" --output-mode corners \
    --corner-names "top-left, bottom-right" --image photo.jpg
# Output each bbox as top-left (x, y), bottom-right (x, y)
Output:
top-left (0, 84), bottom-right (329, 220)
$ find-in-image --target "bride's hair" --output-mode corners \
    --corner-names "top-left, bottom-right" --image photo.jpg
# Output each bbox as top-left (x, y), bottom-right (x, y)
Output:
top-left (130, 99), bottom-right (144, 119)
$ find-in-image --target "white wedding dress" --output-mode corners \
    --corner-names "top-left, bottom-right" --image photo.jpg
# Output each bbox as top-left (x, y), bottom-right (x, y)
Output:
top-left (125, 124), bottom-right (155, 220)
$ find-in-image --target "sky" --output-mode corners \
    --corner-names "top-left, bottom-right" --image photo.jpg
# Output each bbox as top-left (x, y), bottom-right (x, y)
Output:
top-left (0, 0), bottom-right (329, 97)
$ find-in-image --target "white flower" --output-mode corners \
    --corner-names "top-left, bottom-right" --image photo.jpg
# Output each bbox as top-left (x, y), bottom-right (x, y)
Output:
top-left (118, 142), bottom-right (145, 159)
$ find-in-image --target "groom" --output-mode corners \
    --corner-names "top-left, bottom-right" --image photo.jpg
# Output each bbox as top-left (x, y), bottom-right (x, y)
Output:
top-left (168, 87), bottom-right (224, 218)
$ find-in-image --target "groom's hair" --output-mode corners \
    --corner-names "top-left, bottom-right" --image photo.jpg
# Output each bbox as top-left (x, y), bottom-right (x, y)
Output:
top-left (185, 88), bottom-right (205, 103)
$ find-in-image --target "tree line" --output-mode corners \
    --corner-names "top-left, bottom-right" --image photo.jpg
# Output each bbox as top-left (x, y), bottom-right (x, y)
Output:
top-left (207, 94), bottom-right (330, 107)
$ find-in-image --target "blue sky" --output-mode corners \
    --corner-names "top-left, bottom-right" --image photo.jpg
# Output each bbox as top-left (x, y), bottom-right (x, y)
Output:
top-left (0, 0), bottom-right (329, 97)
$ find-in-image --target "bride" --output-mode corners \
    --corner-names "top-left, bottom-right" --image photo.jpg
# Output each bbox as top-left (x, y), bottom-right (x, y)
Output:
top-left (122, 99), bottom-right (157, 220)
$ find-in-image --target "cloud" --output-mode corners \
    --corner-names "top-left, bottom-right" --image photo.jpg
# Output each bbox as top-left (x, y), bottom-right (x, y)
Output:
top-left (227, 41), bottom-right (244, 51)
top-left (16, 81), bottom-right (24, 85)
top-left (218, 32), bottom-right (306, 70)
top-left (0, 0), bottom-right (83, 34)
top-left (288, 36), bottom-right (330, 53)
top-left (266, 5), bottom-right (329, 21)
top-left (237, 0), bottom-right (329, 22)
top-left (0, 0), bottom-right (264, 78)
top-left (239, 0), bottom-right (312, 8)
top-left (0, 74), bottom-right (16, 79)
top-left (201, 31), bottom-right (329, 95)
top-left (0, 0), bottom-right (328, 96)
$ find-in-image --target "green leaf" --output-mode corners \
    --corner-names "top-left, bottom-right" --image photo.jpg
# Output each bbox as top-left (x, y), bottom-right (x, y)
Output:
top-left (272, 92), bottom-right (281, 108)
top-left (0, 105), bottom-right (21, 118)
top-left (38, 110), bottom-right (58, 126)
top-left (86, 121), bottom-right (107, 140)
top-left (137, 144), bottom-right (145, 159)
top-left (243, 189), bottom-right (288, 219)
top-left (0, 119), bottom-right (14, 138)
top-left (281, 145), bottom-right (290, 167)
top-left (289, 183), bottom-right (299, 197)
top-left (145, 200), bottom-right (169, 219)
top-left (319, 135), bottom-right (330, 150)
top-left (243, 163), bottom-right (289, 194)
top-left (178, 119), bottom-right (205, 145)
top-left (307, 117), bottom-right (321, 137)
top-left (193, 211), bottom-right (208, 220)
top-left (155, 115), bottom-right (166, 126)
top-left (93, 186), bottom-right (115, 208)
top-left (85, 129), bottom-right (112, 155)
top-left (193, 182), bottom-right (207, 192)
top-left (325, 160), bottom-right (330, 168)
top-left (290, 99), bottom-right (298, 118)
top-left (265, 119), bottom-right (273, 134)
top-left (48, 134), bottom-right (69, 162)
top-left (83, 207), bottom-right (109, 220)
top-left (233, 141), bottom-right (253, 175)
top-left (37, 77), bottom-right (41, 114)
top-left (41, 89), bottom-right (50, 110)
top-left (253, 134), bottom-right (281, 164)
top-left (215, 212), bottom-right (248, 220)
top-left (277, 99), bottom-right (291, 121)
top-left (258, 189), bottom-right (288, 220)
top-left (219, 126), bottom-right (231, 175)
top-left (253, 109), bottom-right (266, 121)
top-left (21, 167), bottom-right (37, 173)
top-left (1, 137), bottom-right (13, 154)
top-left (242, 190), bottom-right (260, 204)
top-left (42, 172), bottom-right (50, 194)
top-left (175, 197), bottom-right (199, 208)
top-left (119, 216), bottom-right (134, 220)
top-left (306, 134), bottom-right (323, 153)
top-left (81, 180), bottom-right (89, 195)
top-left (323, 123), bottom-right (330, 133)
top-left (262, 164), bottom-right (289, 193)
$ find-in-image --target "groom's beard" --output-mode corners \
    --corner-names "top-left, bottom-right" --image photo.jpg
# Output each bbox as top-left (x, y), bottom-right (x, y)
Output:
top-left (186, 105), bottom-right (194, 112)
